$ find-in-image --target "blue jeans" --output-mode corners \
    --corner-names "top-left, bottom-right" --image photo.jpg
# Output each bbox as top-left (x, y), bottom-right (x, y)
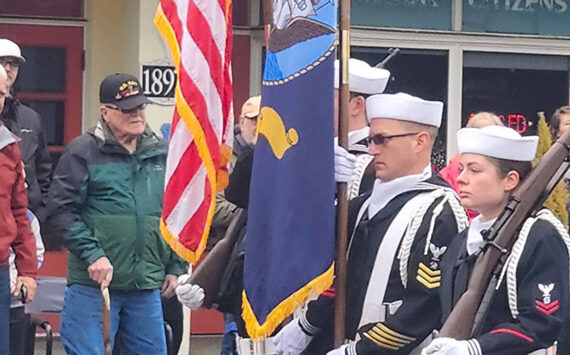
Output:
top-left (0, 266), bottom-right (9, 354)
top-left (220, 313), bottom-right (237, 355)
top-left (61, 284), bottom-right (166, 355)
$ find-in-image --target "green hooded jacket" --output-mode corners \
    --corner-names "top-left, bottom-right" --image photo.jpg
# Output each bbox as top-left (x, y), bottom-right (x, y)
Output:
top-left (47, 119), bottom-right (187, 290)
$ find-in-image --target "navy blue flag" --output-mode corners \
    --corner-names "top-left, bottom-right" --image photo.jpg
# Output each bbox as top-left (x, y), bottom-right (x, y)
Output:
top-left (242, 0), bottom-right (337, 339)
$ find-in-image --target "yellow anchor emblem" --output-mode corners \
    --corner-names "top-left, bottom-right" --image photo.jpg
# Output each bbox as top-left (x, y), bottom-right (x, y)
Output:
top-left (256, 106), bottom-right (299, 159)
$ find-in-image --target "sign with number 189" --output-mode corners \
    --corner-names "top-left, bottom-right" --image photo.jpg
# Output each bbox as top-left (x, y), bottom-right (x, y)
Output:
top-left (141, 65), bottom-right (176, 98)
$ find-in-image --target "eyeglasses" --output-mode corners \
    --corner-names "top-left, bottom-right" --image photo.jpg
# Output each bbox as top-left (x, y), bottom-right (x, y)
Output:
top-left (105, 103), bottom-right (148, 115)
top-left (240, 114), bottom-right (259, 122)
top-left (0, 58), bottom-right (21, 69)
top-left (365, 132), bottom-right (419, 145)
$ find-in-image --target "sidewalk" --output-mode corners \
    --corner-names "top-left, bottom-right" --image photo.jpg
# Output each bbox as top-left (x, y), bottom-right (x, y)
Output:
top-left (35, 334), bottom-right (223, 355)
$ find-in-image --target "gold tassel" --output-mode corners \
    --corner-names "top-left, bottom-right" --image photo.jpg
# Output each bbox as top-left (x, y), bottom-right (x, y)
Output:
top-left (242, 263), bottom-right (334, 340)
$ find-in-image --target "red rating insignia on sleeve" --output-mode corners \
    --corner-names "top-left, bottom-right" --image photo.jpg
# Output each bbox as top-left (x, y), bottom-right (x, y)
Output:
top-left (536, 299), bottom-right (559, 315)
top-left (322, 287), bottom-right (335, 298)
top-left (490, 328), bottom-right (534, 342)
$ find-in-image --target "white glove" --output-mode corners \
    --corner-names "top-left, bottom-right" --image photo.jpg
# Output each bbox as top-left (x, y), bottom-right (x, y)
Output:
top-left (326, 344), bottom-right (350, 355)
top-left (273, 319), bottom-right (314, 355)
top-left (175, 274), bottom-right (205, 310)
top-left (334, 144), bottom-right (356, 183)
top-left (421, 337), bottom-right (481, 355)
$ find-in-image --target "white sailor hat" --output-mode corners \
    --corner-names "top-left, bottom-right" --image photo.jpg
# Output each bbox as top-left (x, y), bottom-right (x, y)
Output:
top-left (365, 92), bottom-right (443, 127)
top-left (334, 58), bottom-right (390, 95)
top-left (457, 126), bottom-right (538, 161)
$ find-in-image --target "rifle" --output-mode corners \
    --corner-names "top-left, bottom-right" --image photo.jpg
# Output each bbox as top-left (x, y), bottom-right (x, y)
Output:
top-left (375, 48), bottom-right (400, 69)
top-left (439, 127), bottom-right (570, 339)
top-left (189, 209), bottom-right (247, 308)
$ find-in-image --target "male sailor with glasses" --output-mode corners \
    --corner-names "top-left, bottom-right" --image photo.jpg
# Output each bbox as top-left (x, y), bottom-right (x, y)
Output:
top-left (0, 39), bottom-right (52, 226)
top-left (47, 73), bottom-right (187, 354)
top-left (274, 93), bottom-right (468, 355)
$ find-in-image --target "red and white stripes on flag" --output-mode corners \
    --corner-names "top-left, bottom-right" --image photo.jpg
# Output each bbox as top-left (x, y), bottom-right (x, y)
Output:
top-left (154, 0), bottom-right (234, 264)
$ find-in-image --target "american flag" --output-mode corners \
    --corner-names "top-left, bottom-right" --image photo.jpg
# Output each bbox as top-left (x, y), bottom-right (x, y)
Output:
top-left (154, 0), bottom-right (234, 263)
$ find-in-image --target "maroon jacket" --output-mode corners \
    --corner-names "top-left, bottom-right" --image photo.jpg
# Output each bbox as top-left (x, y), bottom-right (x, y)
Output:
top-left (0, 124), bottom-right (37, 278)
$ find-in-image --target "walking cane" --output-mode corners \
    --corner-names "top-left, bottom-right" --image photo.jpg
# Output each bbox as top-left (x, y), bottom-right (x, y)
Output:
top-left (102, 287), bottom-right (112, 355)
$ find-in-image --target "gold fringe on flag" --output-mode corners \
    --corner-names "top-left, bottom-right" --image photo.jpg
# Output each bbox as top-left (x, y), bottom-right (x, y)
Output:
top-left (242, 263), bottom-right (334, 339)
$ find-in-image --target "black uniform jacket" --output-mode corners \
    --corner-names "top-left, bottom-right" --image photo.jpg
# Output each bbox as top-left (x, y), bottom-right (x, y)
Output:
top-left (304, 175), bottom-right (462, 354)
top-left (440, 219), bottom-right (570, 355)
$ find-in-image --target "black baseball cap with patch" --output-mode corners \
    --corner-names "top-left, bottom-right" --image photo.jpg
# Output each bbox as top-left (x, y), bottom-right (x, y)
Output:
top-left (99, 73), bottom-right (150, 110)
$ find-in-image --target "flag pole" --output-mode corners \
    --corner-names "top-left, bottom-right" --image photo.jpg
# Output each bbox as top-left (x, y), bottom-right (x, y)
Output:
top-left (260, 4), bottom-right (272, 354)
top-left (262, 0), bottom-right (272, 47)
top-left (335, 0), bottom-right (350, 347)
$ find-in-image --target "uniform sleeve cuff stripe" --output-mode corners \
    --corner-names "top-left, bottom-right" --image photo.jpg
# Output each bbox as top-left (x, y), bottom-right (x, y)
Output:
top-left (347, 343), bottom-right (357, 355)
top-left (362, 333), bottom-right (401, 350)
top-left (375, 323), bottom-right (415, 341)
top-left (467, 339), bottom-right (482, 355)
top-left (366, 330), bottom-right (408, 347)
top-left (369, 328), bottom-right (411, 346)
top-left (299, 314), bottom-right (319, 335)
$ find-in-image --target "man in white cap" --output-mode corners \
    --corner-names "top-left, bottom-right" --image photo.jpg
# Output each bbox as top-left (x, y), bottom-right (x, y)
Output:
top-left (333, 58), bottom-right (390, 153)
top-left (274, 93), bottom-right (468, 355)
top-left (333, 59), bottom-right (390, 198)
top-left (0, 39), bottom-right (51, 225)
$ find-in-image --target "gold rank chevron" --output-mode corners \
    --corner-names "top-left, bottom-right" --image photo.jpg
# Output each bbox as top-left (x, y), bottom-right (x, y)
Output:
top-left (363, 322), bottom-right (415, 350)
top-left (416, 262), bottom-right (441, 289)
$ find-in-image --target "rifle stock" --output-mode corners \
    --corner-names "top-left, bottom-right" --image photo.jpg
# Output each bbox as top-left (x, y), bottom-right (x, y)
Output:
top-left (439, 128), bottom-right (570, 339)
top-left (189, 209), bottom-right (247, 308)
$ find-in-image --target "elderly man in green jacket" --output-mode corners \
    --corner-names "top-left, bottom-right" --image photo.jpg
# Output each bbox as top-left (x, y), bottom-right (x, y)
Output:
top-left (47, 73), bottom-right (186, 355)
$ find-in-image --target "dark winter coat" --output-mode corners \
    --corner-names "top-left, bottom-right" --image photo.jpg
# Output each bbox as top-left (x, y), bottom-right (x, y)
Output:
top-left (1, 97), bottom-right (52, 222)
top-left (47, 119), bottom-right (186, 290)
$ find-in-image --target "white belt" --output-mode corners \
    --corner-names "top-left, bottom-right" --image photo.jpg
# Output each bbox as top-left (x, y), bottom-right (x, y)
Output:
top-left (355, 300), bottom-right (403, 343)
top-left (373, 300), bottom-right (403, 323)
top-left (236, 335), bottom-right (276, 355)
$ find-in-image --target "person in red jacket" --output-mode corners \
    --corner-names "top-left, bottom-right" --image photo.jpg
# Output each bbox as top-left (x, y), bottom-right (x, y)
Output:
top-left (0, 64), bottom-right (37, 353)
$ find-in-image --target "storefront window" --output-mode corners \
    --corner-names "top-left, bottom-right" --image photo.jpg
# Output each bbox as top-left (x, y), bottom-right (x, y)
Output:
top-left (462, 52), bottom-right (569, 135)
top-left (17, 46), bottom-right (66, 93)
top-left (463, 0), bottom-right (570, 36)
top-left (0, 0), bottom-right (84, 19)
top-left (352, 0), bottom-right (451, 31)
top-left (352, 47), bottom-right (449, 170)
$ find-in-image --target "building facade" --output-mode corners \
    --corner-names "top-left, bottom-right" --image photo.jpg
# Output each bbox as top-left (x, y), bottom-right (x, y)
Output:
top-left (4, 1), bottom-right (570, 166)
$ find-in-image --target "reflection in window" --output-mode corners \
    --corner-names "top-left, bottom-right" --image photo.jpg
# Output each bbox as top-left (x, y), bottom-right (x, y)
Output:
top-left (462, 52), bottom-right (568, 135)
top-left (463, 1), bottom-right (570, 37)
top-left (352, 47), bottom-right (449, 170)
top-left (16, 46), bottom-right (66, 93)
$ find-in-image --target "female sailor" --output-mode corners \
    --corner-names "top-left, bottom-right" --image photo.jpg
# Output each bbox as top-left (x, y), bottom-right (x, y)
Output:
top-left (423, 125), bottom-right (570, 355)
